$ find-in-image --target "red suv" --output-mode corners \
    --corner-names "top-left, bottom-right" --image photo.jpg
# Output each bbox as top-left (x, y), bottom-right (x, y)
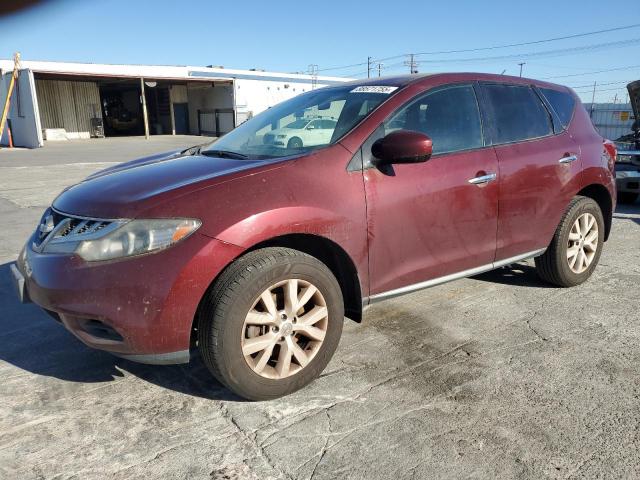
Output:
top-left (11, 73), bottom-right (616, 400)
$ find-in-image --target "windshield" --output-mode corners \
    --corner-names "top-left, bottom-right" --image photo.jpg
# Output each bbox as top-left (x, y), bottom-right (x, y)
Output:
top-left (200, 85), bottom-right (396, 159)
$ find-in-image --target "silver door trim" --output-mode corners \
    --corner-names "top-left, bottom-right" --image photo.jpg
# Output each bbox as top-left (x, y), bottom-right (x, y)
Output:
top-left (558, 154), bottom-right (578, 164)
top-left (364, 248), bottom-right (546, 305)
top-left (468, 172), bottom-right (497, 185)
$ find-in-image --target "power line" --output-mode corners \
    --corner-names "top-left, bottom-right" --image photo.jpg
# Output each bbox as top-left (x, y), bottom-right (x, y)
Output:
top-left (544, 64), bottom-right (640, 79)
top-left (402, 37), bottom-right (640, 65)
top-left (568, 79), bottom-right (632, 89)
top-left (306, 23), bottom-right (640, 73)
top-left (339, 37), bottom-right (640, 78)
top-left (379, 23), bottom-right (640, 61)
top-left (574, 85), bottom-right (632, 93)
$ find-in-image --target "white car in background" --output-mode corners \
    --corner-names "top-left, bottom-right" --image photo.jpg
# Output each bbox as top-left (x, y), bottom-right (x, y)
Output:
top-left (263, 117), bottom-right (338, 148)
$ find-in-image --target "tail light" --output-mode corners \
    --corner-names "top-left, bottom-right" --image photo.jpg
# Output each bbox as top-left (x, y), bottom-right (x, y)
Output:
top-left (603, 139), bottom-right (617, 174)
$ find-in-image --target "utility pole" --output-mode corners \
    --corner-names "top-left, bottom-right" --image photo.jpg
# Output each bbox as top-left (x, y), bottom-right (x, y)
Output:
top-left (377, 63), bottom-right (383, 77)
top-left (590, 81), bottom-right (597, 118)
top-left (405, 54), bottom-right (418, 74)
top-left (308, 64), bottom-right (318, 89)
top-left (518, 62), bottom-right (526, 77)
top-left (367, 56), bottom-right (372, 78)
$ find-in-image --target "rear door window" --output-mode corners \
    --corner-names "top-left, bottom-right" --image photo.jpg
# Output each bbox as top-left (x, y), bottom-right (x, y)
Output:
top-left (481, 84), bottom-right (553, 144)
top-left (539, 87), bottom-right (576, 128)
top-left (383, 84), bottom-right (483, 155)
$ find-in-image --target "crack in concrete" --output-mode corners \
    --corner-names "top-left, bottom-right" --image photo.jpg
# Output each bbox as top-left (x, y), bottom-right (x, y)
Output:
top-left (525, 312), bottom-right (549, 342)
top-left (218, 403), bottom-right (291, 480)
top-left (306, 410), bottom-right (332, 480)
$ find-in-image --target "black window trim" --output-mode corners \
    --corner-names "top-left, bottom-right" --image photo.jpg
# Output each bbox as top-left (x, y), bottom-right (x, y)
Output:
top-left (478, 81), bottom-right (557, 147)
top-left (356, 81), bottom-right (491, 171)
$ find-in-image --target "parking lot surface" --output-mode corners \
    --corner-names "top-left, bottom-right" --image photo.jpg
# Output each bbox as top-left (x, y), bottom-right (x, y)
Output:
top-left (1, 138), bottom-right (639, 479)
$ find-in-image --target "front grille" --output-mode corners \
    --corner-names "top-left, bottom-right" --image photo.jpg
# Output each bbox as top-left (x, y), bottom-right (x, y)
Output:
top-left (263, 133), bottom-right (276, 144)
top-left (33, 208), bottom-right (118, 252)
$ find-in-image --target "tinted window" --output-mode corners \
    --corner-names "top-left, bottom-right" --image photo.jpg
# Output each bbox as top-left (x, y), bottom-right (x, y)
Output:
top-left (539, 87), bottom-right (576, 128)
top-left (482, 84), bottom-right (552, 144)
top-left (321, 119), bottom-right (337, 129)
top-left (384, 84), bottom-right (483, 155)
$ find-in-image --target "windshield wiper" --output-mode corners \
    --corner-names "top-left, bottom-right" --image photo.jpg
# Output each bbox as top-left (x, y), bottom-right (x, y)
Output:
top-left (200, 149), bottom-right (249, 159)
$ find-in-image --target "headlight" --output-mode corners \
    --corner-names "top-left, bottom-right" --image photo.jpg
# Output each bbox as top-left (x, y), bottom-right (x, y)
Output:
top-left (76, 218), bottom-right (201, 261)
top-left (40, 218), bottom-right (201, 261)
top-left (276, 134), bottom-right (287, 139)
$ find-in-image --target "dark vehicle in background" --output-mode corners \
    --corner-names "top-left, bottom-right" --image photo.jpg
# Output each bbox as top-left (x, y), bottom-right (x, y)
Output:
top-left (11, 73), bottom-right (616, 400)
top-left (615, 80), bottom-right (640, 204)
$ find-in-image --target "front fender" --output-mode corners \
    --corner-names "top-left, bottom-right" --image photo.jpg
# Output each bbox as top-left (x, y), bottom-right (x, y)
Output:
top-left (213, 206), bottom-right (358, 249)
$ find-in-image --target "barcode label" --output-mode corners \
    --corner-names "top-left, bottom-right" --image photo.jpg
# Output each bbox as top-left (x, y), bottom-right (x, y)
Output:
top-left (350, 86), bottom-right (398, 94)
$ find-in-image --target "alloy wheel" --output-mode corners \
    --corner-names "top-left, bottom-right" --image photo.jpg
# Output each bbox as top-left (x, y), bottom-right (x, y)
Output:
top-left (241, 279), bottom-right (328, 379)
top-left (567, 212), bottom-right (598, 274)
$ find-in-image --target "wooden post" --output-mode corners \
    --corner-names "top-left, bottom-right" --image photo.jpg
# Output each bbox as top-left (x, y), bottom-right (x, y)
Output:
top-left (0, 53), bottom-right (20, 146)
top-left (140, 77), bottom-right (150, 139)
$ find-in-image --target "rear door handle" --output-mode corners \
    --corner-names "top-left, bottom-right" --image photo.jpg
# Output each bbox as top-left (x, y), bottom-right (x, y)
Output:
top-left (468, 173), bottom-right (497, 185)
top-left (559, 154), bottom-right (578, 164)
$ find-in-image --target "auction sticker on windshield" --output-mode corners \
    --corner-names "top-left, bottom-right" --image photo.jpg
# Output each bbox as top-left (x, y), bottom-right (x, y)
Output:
top-left (350, 86), bottom-right (398, 94)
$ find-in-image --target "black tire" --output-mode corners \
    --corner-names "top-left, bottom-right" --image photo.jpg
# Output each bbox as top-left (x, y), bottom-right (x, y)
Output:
top-left (618, 192), bottom-right (638, 204)
top-left (535, 196), bottom-right (605, 287)
top-left (198, 247), bottom-right (344, 401)
top-left (287, 137), bottom-right (303, 149)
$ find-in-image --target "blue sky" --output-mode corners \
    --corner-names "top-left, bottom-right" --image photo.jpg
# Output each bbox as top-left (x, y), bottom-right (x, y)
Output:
top-left (1, 0), bottom-right (639, 102)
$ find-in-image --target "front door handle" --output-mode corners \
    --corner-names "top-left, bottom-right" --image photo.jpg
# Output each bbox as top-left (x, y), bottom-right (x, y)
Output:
top-left (468, 172), bottom-right (497, 185)
top-left (559, 154), bottom-right (578, 164)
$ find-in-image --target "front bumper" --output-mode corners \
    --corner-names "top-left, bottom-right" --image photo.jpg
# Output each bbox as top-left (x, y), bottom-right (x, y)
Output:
top-left (615, 168), bottom-right (640, 194)
top-left (12, 233), bottom-right (244, 364)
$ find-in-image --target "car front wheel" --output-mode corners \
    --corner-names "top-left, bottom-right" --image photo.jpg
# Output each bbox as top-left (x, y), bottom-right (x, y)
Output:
top-left (198, 247), bottom-right (344, 400)
top-left (535, 196), bottom-right (604, 287)
top-left (287, 137), bottom-right (303, 149)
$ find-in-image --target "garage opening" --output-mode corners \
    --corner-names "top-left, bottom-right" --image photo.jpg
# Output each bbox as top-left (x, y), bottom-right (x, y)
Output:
top-left (33, 73), bottom-right (235, 140)
top-left (99, 79), bottom-right (144, 136)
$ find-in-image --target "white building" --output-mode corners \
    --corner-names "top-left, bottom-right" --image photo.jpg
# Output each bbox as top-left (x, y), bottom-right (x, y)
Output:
top-left (0, 60), bottom-right (348, 148)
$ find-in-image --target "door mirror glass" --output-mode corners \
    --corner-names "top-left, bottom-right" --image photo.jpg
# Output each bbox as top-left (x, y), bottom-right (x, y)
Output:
top-left (371, 130), bottom-right (432, 165)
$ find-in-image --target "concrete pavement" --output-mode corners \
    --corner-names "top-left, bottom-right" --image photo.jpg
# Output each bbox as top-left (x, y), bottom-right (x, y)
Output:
top-left (1, 138), bottom-right (639, 479)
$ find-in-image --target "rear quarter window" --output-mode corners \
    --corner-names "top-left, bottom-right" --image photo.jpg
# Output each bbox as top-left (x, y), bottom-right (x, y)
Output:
top-left (482, 84), bottom-right (553, 144)
top-left (539, 87), bottom-right (576, 128)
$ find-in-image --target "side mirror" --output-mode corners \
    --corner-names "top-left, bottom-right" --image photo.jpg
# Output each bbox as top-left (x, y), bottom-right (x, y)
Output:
top-left (371, 130), bottom-right (433, 165)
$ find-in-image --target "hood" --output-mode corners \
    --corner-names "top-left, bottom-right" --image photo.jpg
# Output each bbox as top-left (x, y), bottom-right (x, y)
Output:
top-left (628, 80), bottom-right (640, 129)
top-left (52, 149), bottom-right (275, 219)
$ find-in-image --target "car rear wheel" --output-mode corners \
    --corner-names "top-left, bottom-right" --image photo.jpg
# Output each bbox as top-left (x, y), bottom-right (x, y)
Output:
top-left (535, 196), bottom-right (604, 287)
top-left (287, 137), bottom-right (303, 149)
top-left (198, 247), bottom-right (343, 400)
top-left (618, 192), bottom-right (638, 204)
